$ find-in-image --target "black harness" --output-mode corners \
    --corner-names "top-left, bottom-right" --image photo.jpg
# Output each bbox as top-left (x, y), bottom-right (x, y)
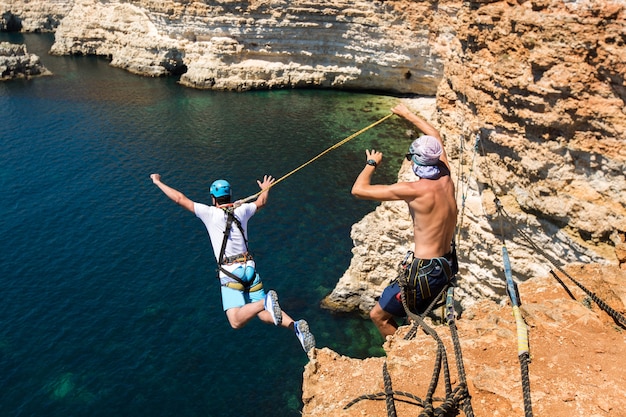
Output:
top-left (397, 241), bottom-right (459, 314)
top-left (216, 208), bottom-right (255, 291)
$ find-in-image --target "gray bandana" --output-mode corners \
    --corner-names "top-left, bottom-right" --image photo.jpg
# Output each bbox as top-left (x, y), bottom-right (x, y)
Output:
top-left (409, 135), bottom-right (442, 166)
top-left (409, 135), bottom-right (443, 178)
top-left (413, 164), bottom-right (442, 179)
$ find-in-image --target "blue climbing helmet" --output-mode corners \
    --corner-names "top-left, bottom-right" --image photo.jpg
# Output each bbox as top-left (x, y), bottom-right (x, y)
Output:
top-left (210, 179), bottom-right (232, 198)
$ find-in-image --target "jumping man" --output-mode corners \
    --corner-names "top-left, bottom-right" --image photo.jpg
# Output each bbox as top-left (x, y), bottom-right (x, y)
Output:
top-left (150, 173), bottom-right (315, 353)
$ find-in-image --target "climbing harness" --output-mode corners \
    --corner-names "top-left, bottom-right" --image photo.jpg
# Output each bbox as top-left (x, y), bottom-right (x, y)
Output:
top-left (232, 112), bottom-right (395, 206)
top-left (222, 252), bottom-right (254, 265)
top-left (345, 247), bottom-right (474, 417)
top-left (396, 248), bottom-right (457, 314)
top-left (216, 207), bottom-right (263, 293)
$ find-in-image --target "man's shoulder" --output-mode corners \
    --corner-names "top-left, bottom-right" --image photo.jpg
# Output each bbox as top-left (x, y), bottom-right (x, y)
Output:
top-left (194, 202), bottom-right (218, 216)
top-left (235, 202), bottom-right (257, 216)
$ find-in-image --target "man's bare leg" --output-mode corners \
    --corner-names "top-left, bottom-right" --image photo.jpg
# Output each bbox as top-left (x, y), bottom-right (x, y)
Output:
top-left (225, 300), bottom-right (265, 329)
top-left (370, 302), bottom-right (399, 338)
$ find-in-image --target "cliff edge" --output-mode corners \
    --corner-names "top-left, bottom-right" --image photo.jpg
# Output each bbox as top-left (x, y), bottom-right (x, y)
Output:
top-left (305, 264), bottom-right (626, 416)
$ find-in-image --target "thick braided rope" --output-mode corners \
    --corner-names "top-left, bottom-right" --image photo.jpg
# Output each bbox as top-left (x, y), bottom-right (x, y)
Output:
top-left (446, 288), bottom-right (475, 417)
top-left (520, 352), bottom-right (533, 417)
top-left (397, 285), bottom-right (452, 415)
top-left (345, 270), bottom-right (475, 415)
top-left (382, 361), bottom-right (398, 417)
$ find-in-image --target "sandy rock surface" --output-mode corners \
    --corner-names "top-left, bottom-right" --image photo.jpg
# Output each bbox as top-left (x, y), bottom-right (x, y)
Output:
top-left (305, 264), bottom-right (626, 416)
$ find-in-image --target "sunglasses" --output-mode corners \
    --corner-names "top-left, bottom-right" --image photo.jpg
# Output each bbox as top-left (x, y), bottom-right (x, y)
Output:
top-left (405, 153), bottom-right (420, 161)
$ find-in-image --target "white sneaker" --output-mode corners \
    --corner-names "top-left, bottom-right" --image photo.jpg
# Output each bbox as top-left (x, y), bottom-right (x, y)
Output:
top-left (294, 320), bottom-right (315, 353)
top-left (264, 290), bottom-right (282, 326)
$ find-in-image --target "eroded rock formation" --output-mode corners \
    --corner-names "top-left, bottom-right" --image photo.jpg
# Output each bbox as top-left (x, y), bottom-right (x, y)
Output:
top-left (0, 1), bottom-right (71, 32)
top-left (0, 41), bottom-right (50, 79)
top-left (38, 0), bottom-right (451, 94)
top-left (322, 0), bottom-right (626, 315)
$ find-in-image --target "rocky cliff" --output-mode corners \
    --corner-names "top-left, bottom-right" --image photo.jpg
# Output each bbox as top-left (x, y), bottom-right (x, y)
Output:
top-left (0, 0), bottom-right (71, 32)
top-left (305, 264), bottom-right (626, 417)
top-left (2, 0), bottom-right (625, 415)
top-left (322, 0), bottom-right (626, 315)
top-left (0, 41), bottom-right (50, 79)
top-left (7, 0), bottom-right (453, 94)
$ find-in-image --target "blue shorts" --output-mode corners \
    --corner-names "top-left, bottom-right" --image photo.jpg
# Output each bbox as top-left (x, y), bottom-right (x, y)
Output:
top-left (220, 264), bottom-right (265, 311)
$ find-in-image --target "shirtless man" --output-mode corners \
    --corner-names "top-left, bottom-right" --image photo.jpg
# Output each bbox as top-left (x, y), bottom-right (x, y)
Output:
top-left (351, 103), bottom-right (458, 338)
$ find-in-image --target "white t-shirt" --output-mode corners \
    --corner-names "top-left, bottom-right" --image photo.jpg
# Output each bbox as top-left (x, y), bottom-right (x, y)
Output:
top-left (193, 202), bottom-right (257, 261)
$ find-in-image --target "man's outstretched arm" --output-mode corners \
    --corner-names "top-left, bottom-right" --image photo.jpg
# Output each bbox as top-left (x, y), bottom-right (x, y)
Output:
top-left (254, 175), bottom-right (275, 210)
top-left (351, 150), bottom-right (415, 202)
top-left (351, 149), bottom-right (382, 200)
top-left (150, 173), bottom-right (195, 213)
top-left (391, 103), bottom-right (450, 168)
top-left (391, 104), bottom-right (441, 139)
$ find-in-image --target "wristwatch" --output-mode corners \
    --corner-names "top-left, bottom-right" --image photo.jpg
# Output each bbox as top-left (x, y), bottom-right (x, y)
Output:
top-left (366, 159), bottom-right (377, 167)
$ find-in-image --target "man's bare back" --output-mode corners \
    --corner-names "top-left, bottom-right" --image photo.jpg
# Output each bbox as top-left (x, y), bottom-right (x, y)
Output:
top-left (406, 174), bottom-right (457, 258)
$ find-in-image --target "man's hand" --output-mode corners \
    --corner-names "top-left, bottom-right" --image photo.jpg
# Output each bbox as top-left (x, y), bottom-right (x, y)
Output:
top-left (149, 173), bottom-right (195, 212)
top-left (257, 175), bottom-right (275, 191)
top-left (391, 103), bottom-right (441, 140)
top-left (254, 175), bottom-right (275, 209)
top-left (391, 104), bottom-right (412, 118)
top-left (366, 149), bottom-right (383, 166)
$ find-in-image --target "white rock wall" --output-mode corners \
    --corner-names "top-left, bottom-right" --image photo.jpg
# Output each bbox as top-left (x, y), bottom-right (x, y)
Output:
top-left (42, 0), bottom-right (450, 93)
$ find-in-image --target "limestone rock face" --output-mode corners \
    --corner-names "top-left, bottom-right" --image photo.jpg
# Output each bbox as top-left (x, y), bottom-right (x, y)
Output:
top-left (440, 0), bottom-right (626, 304)
top-left (0, 42), bottom-right (51, 79)
top-left (42, 0), bottom-right (452, 94)
top-left (49, 0), bottom-right (183, 77)
top-left (323, 0), bottom-right (626, 314)
top-left (305, 265), bottom-right (626, 417)
top-left (0, 0), bottom-right (72, 32)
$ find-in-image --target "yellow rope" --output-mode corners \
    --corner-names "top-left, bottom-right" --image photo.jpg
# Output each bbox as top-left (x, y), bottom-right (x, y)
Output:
top-left (236, 112), bottom-right (394, 205)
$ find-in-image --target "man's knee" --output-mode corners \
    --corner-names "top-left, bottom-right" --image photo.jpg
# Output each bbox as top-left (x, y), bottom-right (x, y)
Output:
top-left (226, 308), bottom-right (246, 330)
top-left (369, 303), bottom-right (386, 322)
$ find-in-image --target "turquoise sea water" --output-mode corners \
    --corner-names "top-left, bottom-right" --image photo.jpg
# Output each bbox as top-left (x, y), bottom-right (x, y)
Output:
top-left (1, 33), bottom-right (412, 416)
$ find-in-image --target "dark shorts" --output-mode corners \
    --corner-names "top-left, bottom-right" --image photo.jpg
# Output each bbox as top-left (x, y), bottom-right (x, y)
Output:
top-left (379, 255), bottom-right (454, 317)
top-left (379, 281), bottom-right (410, 317)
